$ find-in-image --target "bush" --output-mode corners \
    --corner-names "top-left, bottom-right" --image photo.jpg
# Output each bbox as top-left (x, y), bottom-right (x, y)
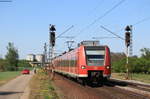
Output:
top-left (0, 59), bottom-right (32, 71)
top-left (112, 58), bottom-right (126, 73)
top-left (18, 60), bottom-right (32, 67)
top-left (112, 57), bottom-right (150, 74)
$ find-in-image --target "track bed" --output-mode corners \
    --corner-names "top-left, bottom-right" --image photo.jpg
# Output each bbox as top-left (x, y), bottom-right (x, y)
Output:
top-left (52, 73), bottom-right (150, 99)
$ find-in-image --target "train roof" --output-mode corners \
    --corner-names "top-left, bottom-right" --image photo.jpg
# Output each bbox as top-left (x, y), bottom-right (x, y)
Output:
top-left (53, 45), bottom-right (108, 60)
top-left (52, 40), bottom-right (108, 60)
top-left (78, 40), bottom-right (100, 47)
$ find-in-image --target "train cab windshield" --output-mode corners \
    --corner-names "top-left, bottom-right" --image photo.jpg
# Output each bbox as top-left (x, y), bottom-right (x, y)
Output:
top-left (85, 46), bottom-right (105, 66)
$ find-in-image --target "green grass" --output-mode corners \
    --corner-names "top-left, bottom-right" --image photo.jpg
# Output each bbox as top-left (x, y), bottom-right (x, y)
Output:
top-left (131, 73), bottom-right (150, 83)
top-left (29, 69), bottom-right (59, 99)
top-left (0, 71), bottom-right (21, 86)
top-left (112, 73), bottom-right (150, 83)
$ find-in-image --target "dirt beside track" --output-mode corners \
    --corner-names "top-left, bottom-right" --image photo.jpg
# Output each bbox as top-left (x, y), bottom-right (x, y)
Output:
top-left (53, 74), bottom-right (107, 99)
top-left (52, 73), bottom-right (150, 99)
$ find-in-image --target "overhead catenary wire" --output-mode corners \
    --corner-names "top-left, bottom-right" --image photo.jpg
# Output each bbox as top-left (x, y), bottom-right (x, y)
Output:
top-left (56, 25), bottom-right (74, 39)
top-left (132, 16), bottom-right (150, 26)
top-left (54, 25), bottom-right (74, 55)
top-left (0, 0), bottom-right (12, 2)
top-left (54, 0), bottom-right (126, 54)
top-left (72, 0), bottom-right (126, 40)
top-left (87, 0), bottom-right (105, 15)
top-left (115, 16), bottom-right (150, 34)
top-left (88, 0), bottom-right (126, 27)
top-left (92, 37), bottom-right (118, 39)
top-left (59, 36), bottom-right (75, 39)
top-left (100, 25), bottom-right (125, 40)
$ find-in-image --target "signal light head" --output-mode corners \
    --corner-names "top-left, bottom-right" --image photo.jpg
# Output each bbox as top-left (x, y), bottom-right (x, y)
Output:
top-left (125, 25), bottom-right (132, 47)
top-left (125, 31), bottom-right (130, 47)
top-left (50, 31), bottom-right (55, 47)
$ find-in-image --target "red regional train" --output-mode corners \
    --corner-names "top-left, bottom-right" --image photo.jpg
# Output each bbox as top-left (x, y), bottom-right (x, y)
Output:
top-left (52, 41), bottom-right (111, 85)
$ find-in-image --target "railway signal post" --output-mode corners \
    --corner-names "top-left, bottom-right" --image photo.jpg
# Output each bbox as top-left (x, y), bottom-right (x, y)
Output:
top-left (125, 25), bottom-right (132, 79)
top-left (49, 24), bottom-right (56, 80)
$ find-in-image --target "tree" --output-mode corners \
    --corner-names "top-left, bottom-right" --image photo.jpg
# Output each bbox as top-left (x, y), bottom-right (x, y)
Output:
top-left (17, 60), bottom-right (32, 70)
top-left (0, 59), bottom-right (7, 71)
top-left (140, 48), bottom-right (150, 59)
top-left (5, 42), bottom-right (19, 71)
top-left (18, 60), bottom-right (31, 67)
top-left (112, 48), bottom-right (150, 74)
top-left (112, 58), bottom-right (126, 73)
top-left (111, 52), bottom-right (126, 63)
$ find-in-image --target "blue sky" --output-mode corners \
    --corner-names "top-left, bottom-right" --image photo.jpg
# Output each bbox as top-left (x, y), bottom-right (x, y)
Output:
top-left (0, 0), bottom-right (150, 59)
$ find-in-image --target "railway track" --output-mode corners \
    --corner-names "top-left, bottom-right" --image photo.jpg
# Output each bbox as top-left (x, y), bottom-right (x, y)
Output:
top-left (52, 73), bottom-right (150, 99)
top-left (109, 79), bottom-right (150, 91)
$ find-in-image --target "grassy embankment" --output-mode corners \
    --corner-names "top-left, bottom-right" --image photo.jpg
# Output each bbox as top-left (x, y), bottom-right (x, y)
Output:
top-left (29, 69), bottom-right (59, 99)
top-left (112, 73), bottom-right (150, 83)
top-left (0, 71), bottom-right (21, 86)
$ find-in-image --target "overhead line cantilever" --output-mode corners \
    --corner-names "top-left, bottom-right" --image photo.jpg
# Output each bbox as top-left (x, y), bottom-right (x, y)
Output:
top-left (100, 25), bottom-right (125, 40)
top-left (56, 25), bottom-right (74, 39)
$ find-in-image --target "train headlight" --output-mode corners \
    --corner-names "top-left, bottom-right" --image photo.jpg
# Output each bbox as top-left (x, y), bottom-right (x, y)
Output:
top-left (106, 66), bottom-right (110, 69)
top-left (81, 65), bottom-right (86, 69)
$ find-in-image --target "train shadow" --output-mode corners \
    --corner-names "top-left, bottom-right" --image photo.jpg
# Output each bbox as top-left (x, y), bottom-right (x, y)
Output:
top-left (89, 79), bottom-right (129, 88)
top-left (53, 73), bottom-right (129, 88)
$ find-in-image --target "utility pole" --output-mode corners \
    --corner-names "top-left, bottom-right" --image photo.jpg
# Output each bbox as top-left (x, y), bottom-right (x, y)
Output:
top-left (43, 43), bottom-right (47, 66)
top-left (125, 25), bottom-right (131, 79)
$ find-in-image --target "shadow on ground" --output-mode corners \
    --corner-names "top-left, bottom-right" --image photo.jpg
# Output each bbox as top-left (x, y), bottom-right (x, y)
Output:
top-left (90, 80), bottom-right (129, 88)
top-left (0, 91), bottom-right (23, 95)
top-left (52, 73), bottom-right (130, 88)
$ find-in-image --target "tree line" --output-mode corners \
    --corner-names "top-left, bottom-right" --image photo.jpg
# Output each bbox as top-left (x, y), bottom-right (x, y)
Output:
top-left (1, 42), bottom-right (149, 73)
top-left (0, 42), bottom-right (31, 71)
top-left (112, 48), bottom-right (150, 74)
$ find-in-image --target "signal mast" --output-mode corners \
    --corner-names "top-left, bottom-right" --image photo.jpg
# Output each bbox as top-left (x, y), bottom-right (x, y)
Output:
top-left (125, 25), bottom-right (132, 79)
top-left (49, 24), bottom-right (56, 80)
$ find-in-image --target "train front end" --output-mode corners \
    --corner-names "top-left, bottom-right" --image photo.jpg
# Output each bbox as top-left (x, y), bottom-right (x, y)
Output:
top-left (78, 45), bottom-right (111, 83)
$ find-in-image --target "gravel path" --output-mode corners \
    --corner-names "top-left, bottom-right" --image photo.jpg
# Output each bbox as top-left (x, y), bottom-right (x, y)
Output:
top-left (0, 72), bottom-right (33, 99)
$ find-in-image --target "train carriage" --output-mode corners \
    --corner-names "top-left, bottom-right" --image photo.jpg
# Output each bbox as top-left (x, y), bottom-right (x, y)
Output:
top-left (53, 41), bottom-right (111, 84)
